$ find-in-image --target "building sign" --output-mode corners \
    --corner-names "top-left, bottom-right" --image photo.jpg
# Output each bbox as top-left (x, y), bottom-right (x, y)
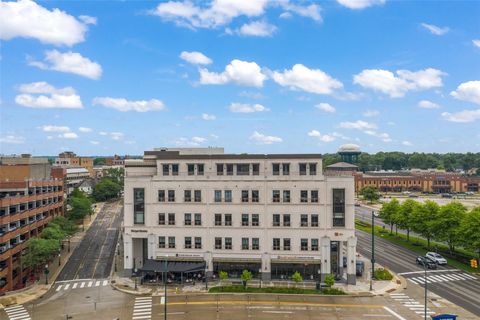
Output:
top-left (276, 255), bottom-right (318, 260)
top-left (131, 229), bottom-right (148, 233)
top-left (175, 253), bottom-right (203, 258)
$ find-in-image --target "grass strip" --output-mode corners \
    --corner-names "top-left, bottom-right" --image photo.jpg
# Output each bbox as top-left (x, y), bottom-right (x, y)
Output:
top-left (209, 285), bottom-right (346, 295)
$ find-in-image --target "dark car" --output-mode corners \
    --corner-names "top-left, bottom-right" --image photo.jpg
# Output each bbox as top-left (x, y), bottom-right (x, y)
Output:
top-left (416, 256), bottom-right (437, 269)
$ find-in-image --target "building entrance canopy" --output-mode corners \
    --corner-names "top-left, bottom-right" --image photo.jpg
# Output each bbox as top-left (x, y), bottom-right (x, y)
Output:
top-left (139, 259), bottom-right (205, 273)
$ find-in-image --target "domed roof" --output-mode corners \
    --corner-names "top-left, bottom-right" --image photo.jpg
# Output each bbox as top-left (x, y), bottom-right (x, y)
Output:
top-left (338, 144), bottom-right (361, 153)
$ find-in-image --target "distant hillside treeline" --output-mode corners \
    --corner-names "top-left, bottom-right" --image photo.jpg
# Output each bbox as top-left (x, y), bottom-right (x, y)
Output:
top-left (323, 152), bottom-right (480, 173)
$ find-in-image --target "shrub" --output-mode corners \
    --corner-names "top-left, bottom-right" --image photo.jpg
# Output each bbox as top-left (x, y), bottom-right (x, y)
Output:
top-left (219, 271), bottom-right (228, 283)
top-left (324, 274), bottom-right (335, 287)
top-left (292, 271), bottom-right (303, 284)
top-left (374, 268), bottom-right (393, 280)
top-left (240, 270), bottom-right (252, 288)
top-left (208, 285), bottom-right (345, 295)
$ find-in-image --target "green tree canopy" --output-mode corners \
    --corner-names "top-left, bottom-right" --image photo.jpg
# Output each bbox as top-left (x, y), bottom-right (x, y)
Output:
top-left (360, 186), bottom-right (380, 204)
top-left (40, 225), bottom-right (66, 241)
top-left (432, 202), bottom-right (467, 252)
top-left (379, 198), bottom-right (400, 234)
top-left (459, 207), bottom-right (480, 259)
top-left (240, 270), bottom-right (252, 288)
top-left (68, 196), bottom-right (93, 221)
top-left (292, 271), bottom-right (303, 284)
top-left (92, 178), bottom-right (122, 201)
top-left (410, 200), bottom-right (439, 248)
top-left (104, 167), bottom-right (124, 185)
top-left (49, 216), bottom-right (78, 236)
top-left (23, 238), bottom-right (60, 269)
top-left (395, 199), bottom-right (419, 241)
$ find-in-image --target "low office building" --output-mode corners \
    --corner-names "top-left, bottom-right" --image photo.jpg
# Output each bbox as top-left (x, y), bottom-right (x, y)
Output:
top-left (123, 148), bottom-right (356, 284)
top-left (55, 151), bottom-right (95, 178)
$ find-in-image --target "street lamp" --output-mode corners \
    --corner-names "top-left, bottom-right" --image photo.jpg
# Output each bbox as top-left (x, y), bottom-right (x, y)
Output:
top-left (44, 264), bottom-right (49, 285)
top-left (317, 269), bottom-right (321, 292)
top-left (370, 210), bottom-right (375, 291)
top-left (164, 258), bottom-right (168, 320)
top-left (422, 260), bottom-right (428, 320)
top-left (205, 263), bottom-right (208, 291)
top-left (58, 253), bottom-right (61, 266)
top-left (259, 268), bottom-right (262, 288)
top-left (134, 267), bottom-right (138, 290)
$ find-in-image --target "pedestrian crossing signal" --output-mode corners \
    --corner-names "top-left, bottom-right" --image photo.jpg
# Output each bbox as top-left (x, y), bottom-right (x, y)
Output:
top-left (470, 259), bottom-right (478, 269)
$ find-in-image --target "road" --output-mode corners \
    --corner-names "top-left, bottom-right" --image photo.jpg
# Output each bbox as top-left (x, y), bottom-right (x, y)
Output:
top-left (56, 200), bottom-right (123, 281)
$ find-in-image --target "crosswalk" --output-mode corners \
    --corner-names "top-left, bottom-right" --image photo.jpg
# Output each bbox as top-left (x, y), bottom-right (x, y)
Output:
top-left (390, 293), bottom-right (435, 318)
top-left (3, 304), bottom-right (31, 320)
top-left (406, 272), bottom-right (477, 285)
top-left (55, 279), bottom-right (109, 292)
top-left (132, 296), bottom-right (152, 320)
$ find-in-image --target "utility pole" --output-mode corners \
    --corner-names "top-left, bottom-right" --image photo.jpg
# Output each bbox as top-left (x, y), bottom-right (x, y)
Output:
top-left (424, 260), bottom-right (427, 320)
top-left (370, 210), bottom-right (375, 291)
top-left (164, 258), bottom-right (167, 320)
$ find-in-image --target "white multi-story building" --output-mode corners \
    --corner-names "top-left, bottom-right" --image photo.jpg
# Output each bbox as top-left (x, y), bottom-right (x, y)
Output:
top-left (123, 148), bottom-right (357, 284)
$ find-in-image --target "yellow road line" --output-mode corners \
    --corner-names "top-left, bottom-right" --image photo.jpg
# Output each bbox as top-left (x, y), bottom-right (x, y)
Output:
top-left (166, 300), bottom-right (383, 309)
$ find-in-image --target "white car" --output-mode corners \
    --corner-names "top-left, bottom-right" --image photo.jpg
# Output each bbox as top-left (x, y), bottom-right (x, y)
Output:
top-left (426, 252), bottom-right (447, 265)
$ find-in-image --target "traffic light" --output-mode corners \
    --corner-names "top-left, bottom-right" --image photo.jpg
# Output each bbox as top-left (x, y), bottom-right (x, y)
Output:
top-left (470, 259), bottom-right (478, 269)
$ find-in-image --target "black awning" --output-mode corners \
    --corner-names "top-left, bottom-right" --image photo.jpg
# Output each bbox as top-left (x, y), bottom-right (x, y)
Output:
top-left (139, 260), bottom-right (205, 273)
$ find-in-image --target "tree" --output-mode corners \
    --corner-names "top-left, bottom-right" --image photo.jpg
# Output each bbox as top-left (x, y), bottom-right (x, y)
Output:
top-left (219, 271), bottom-right (228, 284)
top-left (360, 186), bottom-right (380, 204)
top-left (40, 225), bottom-right (65, 241)
top-left (94, 157), bottom-right (106, 165)
top-left (49, 216), bottom-right (78, 236)
top-left (68, 196), bottom-right (93, 221)
top-left (410, 200), bottom-right (439, 248)
top-left (292, 271), bottom-right (303, 287)
top-left (240, 270), bottom-right (252, 289)
top-left (92, 178), bottom-right (122, 201)
top-left (432, 202), bottom-right (467, 253)
top-left (324, 274), bottom-right (335, 287)
top-left (379, 198), bottom-right (400, 234)
top-left (23, 238), bottom-right (60, 270)
top-left (396, 199), bottom-right (418, 241)
top-left (104, 167), bottom-right (124, 186)
top-left (459, 207), bottom-right (480, 260)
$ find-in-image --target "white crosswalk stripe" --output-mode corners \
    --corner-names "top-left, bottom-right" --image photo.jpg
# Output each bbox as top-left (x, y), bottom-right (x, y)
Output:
top-left (389, 293), bottom-right (435, 317)
top-left (132, 296), bottom-right (152, 320)
top-left (405, 271), bottom-right (477, 285)
top-left (54, 279), bottom-right (110, 291)
top-left (4, 304), bottom-right (31, 320)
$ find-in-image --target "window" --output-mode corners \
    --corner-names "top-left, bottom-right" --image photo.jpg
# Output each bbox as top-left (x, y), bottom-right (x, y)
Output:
top-left (134, 188), bottom-right (145, 224)
top-left (273, 214), bottom-right (280, 227)
top-left (187, 164), bottom-right (195, 175)
top-left (172, 164), bottom-right (179, 176)
top-left (283, 214), bottom-right (291, 227)
top-left (301, 239), bottom-right (308, 251)
top-left (252, 238), bottom-right (259, 250)
top-left (242, 238), bottom-right (249, 250)
top-left (282, 163), bottom-right (290, 175)
top-left (226, 164), bottom-right (234, 175)
top-left (299, 163), bottom-right (307, 175)
top-left (158, 213), bottom-right (165, 225)
top-left (194, 190), bottom-right (201, 202)
top-left (168, 190), bottom-right (175, 202)
top-left (162, 164), bottom-right (169, 176)
top-left (283, 238), bottom-right (291, 251)
top-left (215, 214), bottom-right (222, 226)
top-left (225, 214), bottom-right (232, 226)
top-left (283, 190), bottom-right (290, 203)
top-left (237, 164), bottom-right (250, 175)
top-left (195, 237), bottom-right (202, 249)
top-left (309, 163), bottom-right (317, 175)
top-left (184, 213), bottom-right (191, 226)
top-left (273, 238), bottom-right (280, 250)
top-left (252, 190), bottom-right (259, 203)
top-left (194, 213), bottom-right (202, 226)
top-left (184, 190), bottom-right (192, 202)
top-left (252, 163), bottom-right (260, 175)
top-left (185, 237), bottom-right (192, 249)
top-left (168, 213), bottom-right (175, 225)
top-left (197, 164), bottom-right (204, 175)
top-left (168, 237), bottom-right (175, 249)
top-left (158, 236), bottom-right (165, 248)
top-left (216, 163), bottom-right (224, 175)
top-left (333, 189), bottom-right (346, 227)
top-left (225, 190), bottom-right (232, 203)
top-left (301, 214), bottom-right (308, 227)
top-left (225, 237), bottom-right (232, 250)
top-left (311, 190), bottom-right (318, 203)
top-left (242, 214), bottom-right (249, 226)
top-left (273, 190), bottom-right (280, 203)
top-left (241, 190), bottom-right (249, 202)
top-left (158, 190), bottom-right (165, 202)
top-left (215, 237), bottom-right (222, 250)
top-left (214, 190), bottom-right (222, 202)
top-left (311, 214), bottom-right (319, 227)
top-left (252, 214), bottom-right (259, 226)
top-left (311, 239), bottom-right (319, 251)
top-left (300, 190), bottom-right (308, 203)
top-left (272, 163), bottom-right (280, 175)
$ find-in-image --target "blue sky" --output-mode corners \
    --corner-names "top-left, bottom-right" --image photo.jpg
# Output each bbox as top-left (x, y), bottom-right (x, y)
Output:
top-left (1, 0), bottom-right (479, 156)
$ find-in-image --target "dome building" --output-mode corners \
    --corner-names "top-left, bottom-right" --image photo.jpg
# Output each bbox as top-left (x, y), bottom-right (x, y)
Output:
top-left (338, 144), bottom-right (361, 164)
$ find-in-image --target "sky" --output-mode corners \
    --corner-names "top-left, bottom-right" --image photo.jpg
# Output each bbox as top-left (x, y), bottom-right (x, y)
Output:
top-left (1, 0), bottom-right (480, 156)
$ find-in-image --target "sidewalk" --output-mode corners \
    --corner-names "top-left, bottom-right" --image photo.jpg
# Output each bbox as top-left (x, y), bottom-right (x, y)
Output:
top-left (0, 202), bottom-right (104, 309)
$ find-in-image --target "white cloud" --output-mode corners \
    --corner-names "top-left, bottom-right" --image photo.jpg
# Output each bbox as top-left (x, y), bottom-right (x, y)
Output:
top-left (336, 0), bottom-right (385, 10)
top-left (78, 15), bottom-right (97, 25)
top-left (0, 135), bottom-right (25, 144)
top-left (307, 130), bottom-right (336, 142)
top-left (15, 81), bottom-right (82, 109)
top-left (60, 132), bottom-right (78, 139)
top-left (418, 100), bottom-right (440, 109)
top-left (402, 141), bottom-right (413, 146)
top-left (152, 0), bottom-right (268, 29)
top-left (90, 140), bottom-right (100, 145)
top-left (99, 131), bottom-right (108, 136)
top-left (421, 23), bottom-right (449, 36)
top-left (279, 3), bottom-right (322, 21)
top-left (315, 103), bottom-right (336, 113)
top-left (78, 127), bottom-right (92, 133)
top-left (473, 39), bottom-right (480, 48)
top-left (236, 20), bottom-right (277, 37)
top-left (199, 59), bottom-right (266, 87)
top-left (39, 125), bottom-right (71, 133)
top-left (28, 50), bottom-right (102, 80)
top-left (180, 51), bottom-right (212, 65)
top-left (450, 81), bottom-right (480, 105)
top-left (175, 136), bottom-right (208, 146)
top-left (339, 120), bottom-right (377, 130)
top-left (229, 103), bottom-right (269, 113)
top-left (249, 131), bottom-right (282, 145)
top-left (364, 130), bottom-right (391, 142)
top-left (441, 109), bottom-right (480, 123)
top-left (0, 0), bottom-right (92, 46)
top-left (110, 132), bottom-right (124, 140)
top-left (92, 97), bottom-right (166, 112)
top-left (201, 113), bottom-right (216, 120)
top-left (353, 68), bottom-right (445, 97)
top-left (363, 110), bottom-right (379, 117)
top-left (272, 64), bottom-right (343, 95)
top-left (279, 12), bottom-right (292, 19)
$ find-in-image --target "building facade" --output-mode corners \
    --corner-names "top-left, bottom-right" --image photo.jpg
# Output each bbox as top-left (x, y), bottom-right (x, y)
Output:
top-left (55, 151), bottom-right (94, 178)
top-left (123, 148), bottom-right (357, 284)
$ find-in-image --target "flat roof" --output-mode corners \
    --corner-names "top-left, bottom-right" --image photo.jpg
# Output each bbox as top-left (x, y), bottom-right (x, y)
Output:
top-left (143, 150), bottom-right (322, 160)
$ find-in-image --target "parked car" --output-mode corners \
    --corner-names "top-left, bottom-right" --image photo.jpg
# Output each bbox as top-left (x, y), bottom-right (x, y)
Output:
top-left (416, 256), bottom-right (437, 269)
top-left (409, 194), bottom-right (419, 198)
top-left (441, 193), bottom-right (452, 198)
top-left (426, 252), bottom-right (447, 265)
